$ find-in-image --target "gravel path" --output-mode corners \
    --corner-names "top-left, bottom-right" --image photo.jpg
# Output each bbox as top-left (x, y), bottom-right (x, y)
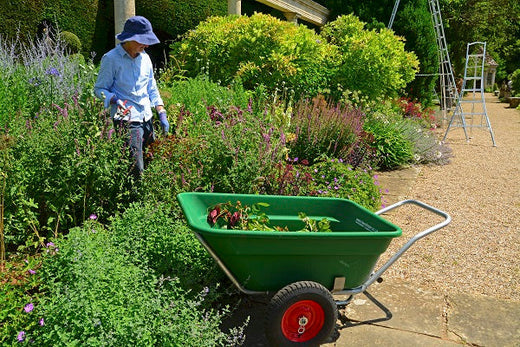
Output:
top-left (377, 93), bottom-right (520, 302)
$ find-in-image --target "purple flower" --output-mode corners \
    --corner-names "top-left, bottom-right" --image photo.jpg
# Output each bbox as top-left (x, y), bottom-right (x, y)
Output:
top-left (89, 214), bottom-right (97, 220)
top-left (39, 318), bottom-right (45, 326)
top-left (46, 242), bottom-right (55, 247)
top-left (17, 331), bottom-right (25, 342)
top-left (28, 269), bottom-right (36, 275)
top-left (24, 303), bottom-right (34, 313)
top-left (46, 67), bottom-right (60, 77)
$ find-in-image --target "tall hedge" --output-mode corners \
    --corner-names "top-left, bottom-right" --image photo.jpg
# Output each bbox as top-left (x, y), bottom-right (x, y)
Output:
top-left (0, 0), bottom-right (226, 62)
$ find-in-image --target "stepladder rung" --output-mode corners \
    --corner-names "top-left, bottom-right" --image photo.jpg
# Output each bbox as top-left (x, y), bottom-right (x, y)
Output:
top-left (459, 100), bottom-right (485, 104)
top-left (459, 112), bottom-right (487, 116)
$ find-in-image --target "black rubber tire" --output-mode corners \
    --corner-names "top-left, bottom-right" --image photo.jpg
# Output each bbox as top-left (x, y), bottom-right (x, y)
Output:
top-left (265, 281), bottom-right (337, 347)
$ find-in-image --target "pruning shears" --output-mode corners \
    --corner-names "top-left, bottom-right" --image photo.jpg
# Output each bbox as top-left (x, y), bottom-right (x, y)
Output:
top-left (115, 99), bottom-right (133, 119)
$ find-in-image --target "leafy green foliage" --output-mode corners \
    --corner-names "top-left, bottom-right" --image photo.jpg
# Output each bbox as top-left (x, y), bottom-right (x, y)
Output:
top-left (28, 217), bottom-right (237, 346)
top-left (0, 256), bottom-right (43, 345)
top-left (168, 13), bottom-right (330, 98)
top-left (143, 98), bottom-right (287, 199)
top-left (309, 158), bottom-right (383, 211)
top-left (58, 31), bottom-right (82, 54)
top-left (108, 202), bottom-right (224, 291)
top-left (168, 13), bottom-right (419, 103)
top-left (2, 99), bottom-right (134, 251)
top-left (364, 112), bottom-right (415, 170)
top-left (321, 14), bottom-right (419, 101)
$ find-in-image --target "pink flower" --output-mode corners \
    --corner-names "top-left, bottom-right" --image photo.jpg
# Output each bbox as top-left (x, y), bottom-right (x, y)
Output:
top-left (28, 269), bottom-right (36, 275)
top-left (24, 303), bottom-right (34, 313)
top-left (39, 318), bottom-right (45, 326)
top-left (17, 331), bottom-right (25, 342)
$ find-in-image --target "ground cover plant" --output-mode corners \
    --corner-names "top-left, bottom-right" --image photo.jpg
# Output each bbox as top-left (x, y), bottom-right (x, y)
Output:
top-left (1, 13), bottom-right (451, 344)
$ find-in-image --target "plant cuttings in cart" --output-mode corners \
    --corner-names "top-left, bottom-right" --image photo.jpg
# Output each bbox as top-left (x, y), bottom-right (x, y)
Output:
top-left (207, 201), bottom-right (331, 232)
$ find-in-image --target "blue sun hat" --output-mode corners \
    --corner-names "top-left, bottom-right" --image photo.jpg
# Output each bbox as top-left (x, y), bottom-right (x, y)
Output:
top-left (116, 16), bottom-right (160, 45)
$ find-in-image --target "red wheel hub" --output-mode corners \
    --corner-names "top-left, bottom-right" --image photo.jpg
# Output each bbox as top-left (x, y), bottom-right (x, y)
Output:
top-left (281, 300), bottom-right (325, 342)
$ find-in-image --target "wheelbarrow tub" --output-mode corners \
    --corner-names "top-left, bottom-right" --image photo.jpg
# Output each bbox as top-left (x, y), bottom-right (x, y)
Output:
top-left (177, 192), bottom-right (402, 292)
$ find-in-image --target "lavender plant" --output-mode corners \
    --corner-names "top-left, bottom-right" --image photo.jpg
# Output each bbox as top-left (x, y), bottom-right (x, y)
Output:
top-left (0, 32), bottom-right (96, 126)
top-left (287, 96), bottom-right (368, 165)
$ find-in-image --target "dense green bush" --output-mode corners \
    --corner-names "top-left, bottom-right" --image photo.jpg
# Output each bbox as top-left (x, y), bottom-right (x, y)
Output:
top-left (25, 218), bottom-right (238, 346)
top-left (320, 14), bottom-right (419, 101)
top-left (168, 13), bottom-right (419, 103)
top-left (2, 99), bottom-right (134, 251)
top-left (310, 158), bottom-right (382, 211)
top-left (168, 13), bottom-right (331, 98)
top-left (364, 112), bottom-right (415, 170)
top-left (108, 202), bottom-right (224, 291)
top-left (58, 31), bottom-right (82, 54)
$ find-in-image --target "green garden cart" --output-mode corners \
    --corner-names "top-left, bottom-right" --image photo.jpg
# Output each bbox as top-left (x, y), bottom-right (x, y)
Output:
top-left (177, 192), bottom-right (451, 346)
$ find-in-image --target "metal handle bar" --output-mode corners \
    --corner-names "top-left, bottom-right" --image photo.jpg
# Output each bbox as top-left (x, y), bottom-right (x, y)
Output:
top-left (336, 199), bottom-right (451, 296)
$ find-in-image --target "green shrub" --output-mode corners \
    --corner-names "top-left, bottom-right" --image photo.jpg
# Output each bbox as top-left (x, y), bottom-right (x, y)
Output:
top-left (320, 14), bottom-right (419, 101)
top-left (108, 202), bottom-right (224, 291)
top-left (2, 99), bottom-right (134, 252)
top-left (364, 112), bottom-right (415, 170)
top-left (0, 256), bottom-right (43, 345)
top-left (159, 75), bottom-right (252, 122)
top-left (143, 100), bottom-right (287, 199)
top-left (309, 157), bottom-right (382, 211)
top-left (26, 222), bottom-right (237, 346)
top-left (168, 13), bottom-right (331, 98)
top-left (58, 31), bottom-right (82, 54)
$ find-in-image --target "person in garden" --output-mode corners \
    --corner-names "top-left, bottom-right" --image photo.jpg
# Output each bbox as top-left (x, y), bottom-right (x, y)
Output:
top-left (94, 15), bottom-right (169, 178)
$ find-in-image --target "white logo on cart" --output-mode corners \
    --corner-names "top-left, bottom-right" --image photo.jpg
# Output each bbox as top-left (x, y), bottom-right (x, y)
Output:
top-left (355, 218), bottom-right (378, 232)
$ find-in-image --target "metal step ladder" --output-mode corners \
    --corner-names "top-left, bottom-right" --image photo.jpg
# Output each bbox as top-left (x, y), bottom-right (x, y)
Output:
top-left (428, 0), bottom-right (459, 122)
top-left (443, 42), bottom-right (496, 146)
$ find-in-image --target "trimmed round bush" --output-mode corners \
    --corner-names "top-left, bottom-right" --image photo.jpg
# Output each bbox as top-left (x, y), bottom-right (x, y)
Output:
top-left (58, 31), bottom-right (82, 54)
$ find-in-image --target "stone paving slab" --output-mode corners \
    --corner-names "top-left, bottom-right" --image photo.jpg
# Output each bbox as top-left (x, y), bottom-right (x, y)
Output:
top-left (377, 166), bottom-right (421, 205)
top-left (335, 281), bottom-right (446, 338)
top-left (447, 293), bottom-right (520, 347)
top-left (324, 323), bottom-right (459, 347)
top-left (228, 278), bottom-right (520, 346)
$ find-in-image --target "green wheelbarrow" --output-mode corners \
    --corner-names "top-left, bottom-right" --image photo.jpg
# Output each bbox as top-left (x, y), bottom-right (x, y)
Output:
top-left (177, 192), bottom-right (451, 346)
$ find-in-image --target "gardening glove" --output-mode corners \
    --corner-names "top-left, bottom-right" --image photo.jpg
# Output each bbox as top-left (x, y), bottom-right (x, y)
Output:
top-left (158, 110), bottom-right (169, 135)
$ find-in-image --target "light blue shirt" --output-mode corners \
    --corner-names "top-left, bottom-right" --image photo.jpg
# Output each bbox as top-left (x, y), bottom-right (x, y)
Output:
top-left (94, 44), bottom-right (163, 122)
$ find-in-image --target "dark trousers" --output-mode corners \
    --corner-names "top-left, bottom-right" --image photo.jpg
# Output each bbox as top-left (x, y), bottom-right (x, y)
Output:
top-left (114, 118), bottom-right (155, 178)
